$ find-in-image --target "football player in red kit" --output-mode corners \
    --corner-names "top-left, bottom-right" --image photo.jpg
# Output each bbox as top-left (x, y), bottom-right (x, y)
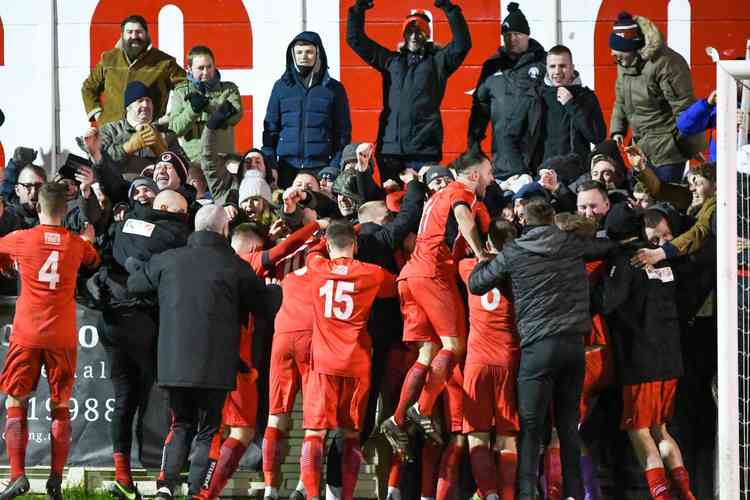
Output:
top-left (194, 202), bottom-right (322, 500)
top-left (459, 218), bottom-right (519, 500)
top-left (300, 220), bottom-right (397, 500)
top-left (0, 183), bottom-right (99, 500)
top-left (382, 150), bottom-right (492, 460)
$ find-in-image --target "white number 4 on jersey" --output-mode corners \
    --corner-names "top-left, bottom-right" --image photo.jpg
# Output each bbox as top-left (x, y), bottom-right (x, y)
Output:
top-left (38, 251), bottom-right (61, 290)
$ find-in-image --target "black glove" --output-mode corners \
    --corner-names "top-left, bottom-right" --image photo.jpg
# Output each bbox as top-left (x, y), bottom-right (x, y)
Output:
top-left (124, 257), bottom-right (145, 275)
top-left (355, 0), bottom-right (374, 11)
top-left (186, 92), bottom-right (210, 114)
top-left (12, 147), bottom-right (37, 165)
top-left (434, 0), bottom-right (452, 7)
top-left (206, 101), bottom-right (237, 130)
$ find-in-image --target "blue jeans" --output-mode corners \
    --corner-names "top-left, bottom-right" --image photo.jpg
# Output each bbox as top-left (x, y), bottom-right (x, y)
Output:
top-left (653, 162), bottom-right (687, 183)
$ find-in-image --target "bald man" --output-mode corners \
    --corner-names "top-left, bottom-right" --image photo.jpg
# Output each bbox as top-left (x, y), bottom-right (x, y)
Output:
top-left (152, 189), bottom-right (188, 214)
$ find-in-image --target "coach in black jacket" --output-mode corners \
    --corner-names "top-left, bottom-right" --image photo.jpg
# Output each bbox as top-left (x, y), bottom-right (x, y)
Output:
top-left (128, 204), bottom-right (268, 498)
top-left (469, 198), bottom-right (616, 500)
top-left (347, 0), bottom-right (471, 180)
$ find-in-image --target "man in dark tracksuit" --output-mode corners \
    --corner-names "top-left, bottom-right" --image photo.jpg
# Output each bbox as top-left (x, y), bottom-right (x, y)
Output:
top-left (347, 0), bottom-right (471, 181)
top-left (592, 203), bottom-right (695, 500)
top-left (93, 191), bottom-right (192, 500)
top-left (468, 198), bottom-right (616, 500)
top-left (127, 205), bottom-right (268, 500)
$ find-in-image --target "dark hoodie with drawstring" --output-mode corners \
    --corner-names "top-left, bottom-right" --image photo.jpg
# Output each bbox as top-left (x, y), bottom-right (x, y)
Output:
top-left (262, 31), bottom-right (352, 172)
top-left (469, 224), bottom-right (616, 347)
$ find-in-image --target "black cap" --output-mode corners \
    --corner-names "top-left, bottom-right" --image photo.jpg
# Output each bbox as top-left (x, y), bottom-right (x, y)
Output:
top-left (502, 2), bottom-right (530, 36)
top-left (123, 81), bottom-right (152, 109)
top-left (423, 165), bottom-right (454, 186)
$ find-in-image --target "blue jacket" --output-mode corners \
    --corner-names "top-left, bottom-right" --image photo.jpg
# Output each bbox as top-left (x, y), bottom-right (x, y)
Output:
top-left (676, 98), bottom-right (716, 161)
top-left (262, 32), bottom-right (352, 171)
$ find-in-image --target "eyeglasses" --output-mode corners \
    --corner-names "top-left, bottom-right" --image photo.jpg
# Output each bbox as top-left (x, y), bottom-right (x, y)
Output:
top-left (320, 174), bottom-right (335, 182)
top-left (18, 182), bottom-right (43, 192)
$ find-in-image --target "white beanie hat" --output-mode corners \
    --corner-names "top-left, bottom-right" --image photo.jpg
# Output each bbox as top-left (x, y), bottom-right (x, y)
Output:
top-left (238, 170), bottom-right (272, 204)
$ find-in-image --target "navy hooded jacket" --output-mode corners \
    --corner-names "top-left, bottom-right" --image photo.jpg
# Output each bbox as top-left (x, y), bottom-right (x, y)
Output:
top-left (262, 32), bottom-right (352, 171)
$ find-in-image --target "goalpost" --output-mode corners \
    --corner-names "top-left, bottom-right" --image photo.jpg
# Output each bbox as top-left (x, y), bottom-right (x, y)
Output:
top-left (716, 42), bottom-right (750, 500)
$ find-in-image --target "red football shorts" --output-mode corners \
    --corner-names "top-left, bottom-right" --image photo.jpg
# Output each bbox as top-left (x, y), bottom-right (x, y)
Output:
top-left (302, 371), bottom-right (370, 431)
top-left (0, 342), bottom-right (76, 404)
top-left (580, 346), bottom-right (614, 420)
top-left (269, 330), bottom-right (311, 415)
top-left (621, 379), bottom-right (678, 430)
top-left (222, 369), bottom-right (258, 428)
top-left (399, 275), bottom-right (466, 344)
top-left (462, 362), bottom-right (520, 435)
top-left (442, 366), bottom-right (465, 433)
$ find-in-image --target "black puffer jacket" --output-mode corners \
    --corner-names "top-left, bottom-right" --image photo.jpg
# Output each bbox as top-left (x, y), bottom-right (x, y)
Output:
top-left (469, 224), bottom-right (616, 347)
top-left (468, 39), bottom-right (546, 178)
top-left (347, 2), bottom-right (471, 161)
top-left (592, 241), bottom-right (684, 384)
top-left (128, 230), bottom-right (268, 390)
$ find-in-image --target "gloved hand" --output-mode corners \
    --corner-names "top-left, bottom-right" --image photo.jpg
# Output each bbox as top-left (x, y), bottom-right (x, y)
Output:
top-left (434, 0), bottom-right (452, 8)
top-left (139, 124), bottom-right (168, 155)
top-left (124, 257), bottom-right (145, 275)
top-left (12, 147), bottom-right (37, 165)
top-left (186, 92), bottom-right (210, 114)
top-left (206, 101), bottom-right (237, 130)
top-left (355, 0), bottom-right (374, 11)
top-left (122, 132), bottom-right (146, 155)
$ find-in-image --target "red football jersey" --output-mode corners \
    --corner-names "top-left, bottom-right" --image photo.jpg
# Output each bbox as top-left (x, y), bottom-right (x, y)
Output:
top-left (400, 181), bottom-right (476, 279)
top-left (307, 254), bottom-right (396, 378)
top-left (274, 243), bottom-right (317, 335)
top-left (459, 258), bottom-right (519, 367)
top-left (0, 225), bottom-right (99, 349)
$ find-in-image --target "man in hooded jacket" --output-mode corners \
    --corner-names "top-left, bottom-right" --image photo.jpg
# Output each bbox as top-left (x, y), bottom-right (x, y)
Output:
top-left (347, 0), bottom-right (471, 182)
top-left (262, 32), bottom-right (352, 189)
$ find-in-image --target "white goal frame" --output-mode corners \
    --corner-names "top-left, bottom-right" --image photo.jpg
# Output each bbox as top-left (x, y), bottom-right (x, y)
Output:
top-left (716, 54), bottom-right (750, 500)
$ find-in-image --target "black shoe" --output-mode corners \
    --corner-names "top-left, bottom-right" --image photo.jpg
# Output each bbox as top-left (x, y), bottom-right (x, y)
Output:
top-left (406, 403), bottom-right (443, 445)
top-left (154, 486), bottom-right (173, 500)
top-left (46, 476), bottom-right (64, 500)
top-left (380, 416), bottom-right (413, 462)
top-left (288, 489), bottom-right (306, 500)
top-left (109, 481), bottom-right (142, 500)
top-left (0, 475), bottom-right (30, 500)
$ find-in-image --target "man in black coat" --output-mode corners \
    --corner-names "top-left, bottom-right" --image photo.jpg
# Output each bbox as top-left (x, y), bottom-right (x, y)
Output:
top-left (347, 0), bottom-right (471, 181)
top-left (468, 198), bottom-right (616, 500)
top-left (467, 2), bottom-right (546, 179)
top-left (592, 203), bottom-right (695, 500)
top-left (127, 204), bottom-right (268, 500)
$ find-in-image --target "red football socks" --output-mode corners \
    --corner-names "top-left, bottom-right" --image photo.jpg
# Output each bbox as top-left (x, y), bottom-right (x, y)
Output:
top-left (196, 437), bottom-right (247, 499)
top-left (262, 426), bottom-right (284, 488)
top-left (421, 439), bottom-right (441, 498)
top-left (497, 450), bottom-right (517, 500)
top-left (669, 466), bottom-right (696, 500)
top-left (5, 406), bottom-right (27, 480)
top-left (388, 453), bottom-right (403, 488)
top-left (113, 452), bottom-right (133, 487)
top-left (300, 435), bottom-right (324, 499)
top-left (394, 362), bottom-right (428, 425)
top-left (645, 467), bottom-right (672, 500)
top-left (341, 438), bottom-right (362, 500)
top-left (544, 446), bottom-right (562, 500)
top-left (469, 444), bottom-right (498, 498)
top-left (436, 440), bottom-right (463, 500)
top-left (50, 407), bottom-right (71, 478)
top-left (418, 350), bottom-right (457, 416)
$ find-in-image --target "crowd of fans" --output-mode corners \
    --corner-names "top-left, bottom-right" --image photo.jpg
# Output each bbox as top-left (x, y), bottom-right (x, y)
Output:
top-left (0, 1), bottom-right (732, 500)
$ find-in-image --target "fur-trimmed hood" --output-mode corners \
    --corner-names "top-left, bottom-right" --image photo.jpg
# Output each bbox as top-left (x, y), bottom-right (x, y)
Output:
top-left (634, 15), bottom-right (664, 62)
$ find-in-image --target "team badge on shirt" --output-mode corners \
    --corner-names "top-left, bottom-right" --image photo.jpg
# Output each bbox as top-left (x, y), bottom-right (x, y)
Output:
top-left (44, 232), bottom-right (61, 245)
top-left (122, 219), bottom-right (156, 238)
top-left (332, 264), bottom-right (349, 276)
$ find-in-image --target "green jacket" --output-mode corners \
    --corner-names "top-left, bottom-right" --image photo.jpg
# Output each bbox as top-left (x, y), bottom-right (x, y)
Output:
top-left (610, 16), bottom-right (705, 167)
top-left (199, 127), bottom-right (240, 207)
top-left (82, 43), bottom-right (186, 126)
top-left (167, 78), bottom-right (243, 162)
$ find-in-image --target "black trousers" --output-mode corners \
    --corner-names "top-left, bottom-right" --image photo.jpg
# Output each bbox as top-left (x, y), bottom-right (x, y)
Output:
top-left (99, 307), bottom-right (157, 459)
top-left (158, 387), bottom-right (227, 495)
top-left (517, 333), bottom-right (585, 500)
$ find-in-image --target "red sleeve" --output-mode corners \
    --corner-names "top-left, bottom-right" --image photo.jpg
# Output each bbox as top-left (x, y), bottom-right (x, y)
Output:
top-left (0, 231), bottom-right (20, 258)
top-left (450, 186), bottom-right (474, 211)
top-left (305, 238), bottom-right (328, 266)
top-left (81, 240), bottom-right (101, 268)
top-left (474, 202), bottom-right (491, 235)
top-left (376, 269), bottom-right (398, 299)
top-left (264, 221), bottom-right (320, 266)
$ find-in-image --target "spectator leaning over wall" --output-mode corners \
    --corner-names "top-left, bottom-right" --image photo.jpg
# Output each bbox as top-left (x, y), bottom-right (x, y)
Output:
top-left (82, 15), bottom-right (186, 127)
top-left (608, 12), bottom-right (705, 184)
top-left (347, 0), bottom-right (471, 182)
top-left (167, 45), bottom-right (243, 163)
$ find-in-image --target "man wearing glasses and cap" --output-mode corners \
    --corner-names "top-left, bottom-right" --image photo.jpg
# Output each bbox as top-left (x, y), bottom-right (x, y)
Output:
top-left (0, 165), bottom-right (47, 235)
